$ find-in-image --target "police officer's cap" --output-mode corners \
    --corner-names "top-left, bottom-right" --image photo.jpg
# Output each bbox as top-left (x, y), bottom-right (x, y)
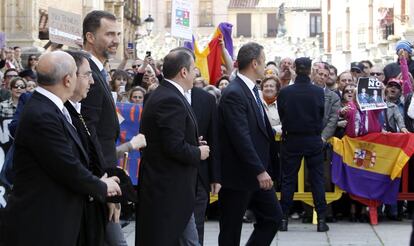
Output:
top-left (295, 57), bottom-right (312, 70)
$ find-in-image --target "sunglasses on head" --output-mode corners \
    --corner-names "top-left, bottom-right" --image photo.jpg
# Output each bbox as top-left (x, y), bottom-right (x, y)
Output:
top-left (370, 72), bottom-right (383, 76)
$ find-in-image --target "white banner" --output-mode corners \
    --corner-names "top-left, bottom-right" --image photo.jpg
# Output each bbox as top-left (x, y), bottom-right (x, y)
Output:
top-left (48, 7), bottom-right (82, 48)
top-left (171, 0), bottom-right (193, 40)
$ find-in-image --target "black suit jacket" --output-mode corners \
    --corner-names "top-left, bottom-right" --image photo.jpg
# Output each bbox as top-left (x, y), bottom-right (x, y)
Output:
top-left (191, 87), bottom-right (220, 191)
top-left (218, 76), bottom-right (276, 191)
top-left (137, 80), bottom-right (200, 246)
top-left (81, 59), bottom-right (120, 168)
top-left (5, 91), bottom-right (107, 246)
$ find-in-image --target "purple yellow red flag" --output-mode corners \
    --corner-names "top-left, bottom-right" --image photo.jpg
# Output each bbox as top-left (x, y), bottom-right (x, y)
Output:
top-left (329, 133), bottom-right (414, 204)
top-left (190, 22), bottom-right (233, 85)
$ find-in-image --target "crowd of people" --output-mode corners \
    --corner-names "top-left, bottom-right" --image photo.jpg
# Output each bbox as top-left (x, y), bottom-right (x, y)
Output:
top-left (0, 9), bottom-right (414, 246)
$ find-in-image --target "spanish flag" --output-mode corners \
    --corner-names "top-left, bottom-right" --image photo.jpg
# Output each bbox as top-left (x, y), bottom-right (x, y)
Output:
top-left (192, 23), bottom-right (233, 85)
top-left (329, 133), bottom-right (414, 204)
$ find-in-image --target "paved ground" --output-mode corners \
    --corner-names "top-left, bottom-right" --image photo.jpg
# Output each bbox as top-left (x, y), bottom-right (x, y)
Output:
top-left (123, 219), bottom-right (412, 245)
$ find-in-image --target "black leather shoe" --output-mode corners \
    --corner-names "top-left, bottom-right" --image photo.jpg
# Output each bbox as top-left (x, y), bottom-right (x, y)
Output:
top-left (317, 220), bottom-right (329, 232)
top-left (279, 219), bottom-right (288, 231)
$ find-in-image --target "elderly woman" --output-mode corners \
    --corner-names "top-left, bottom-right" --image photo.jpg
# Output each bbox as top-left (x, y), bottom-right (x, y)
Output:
top-left (0, 76), bottom-right (26, 118)
top-left (260, 76), bottom-right (282, 136)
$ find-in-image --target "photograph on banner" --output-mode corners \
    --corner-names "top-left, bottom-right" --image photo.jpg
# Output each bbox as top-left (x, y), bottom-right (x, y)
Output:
top-left (356, 77), bottom-right (387, 111)
top-left (48, 7), bottom-right (82, 48)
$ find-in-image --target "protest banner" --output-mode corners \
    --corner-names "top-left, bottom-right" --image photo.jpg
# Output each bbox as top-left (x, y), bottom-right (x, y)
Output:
top-left (48, 7), bottom-right (82, 48)
top-left (115, 103), bottom-right (142, 185)
top-left (356, 77), bottom-right (387, 111)
top-left (0, 117), bottom-right (14, 209)
top-left (171, 0), bottom-right (193, 40)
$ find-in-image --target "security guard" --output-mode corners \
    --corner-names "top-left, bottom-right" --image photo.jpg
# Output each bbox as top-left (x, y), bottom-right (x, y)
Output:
top-left (277, 57), bottom-right (329, 232)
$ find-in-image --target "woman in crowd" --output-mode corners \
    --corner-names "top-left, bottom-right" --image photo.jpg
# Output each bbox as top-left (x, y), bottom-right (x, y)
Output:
top-left (26, 55), bottom-right (38, 72)
top-left (110, 69), bottom-right (129, 102)
top-left (128, 86), bottom-right (146, 104)
top-left (194, 77), bottom-right (207, 88)
top-left (335, 83), bottom-right (356, 138)
top-left (0, 76), bottom-right (26, 118)
top-left (260, 76), bottom-right (282, 183)
top-left (339, 83), bottom-right (384, 222)
top-left (215, 75), bottom-right (230, 91)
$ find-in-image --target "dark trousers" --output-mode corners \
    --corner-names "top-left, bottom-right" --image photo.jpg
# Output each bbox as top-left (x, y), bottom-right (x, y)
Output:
top-left (194, 180), bottom-right (209, 245)
top-left (280, 135), bottom-right (327, 217)
top-left (218, 187), bottom-right (282, 246)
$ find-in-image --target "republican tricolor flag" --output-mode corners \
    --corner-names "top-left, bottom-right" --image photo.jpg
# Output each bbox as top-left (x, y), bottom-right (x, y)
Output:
top-left (184, 23), bottom-right (233, 85)
top-left (329, 133), bottom-right (414, 204)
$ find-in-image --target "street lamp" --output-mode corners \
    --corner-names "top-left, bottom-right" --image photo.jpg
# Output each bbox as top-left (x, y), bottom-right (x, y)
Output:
top-left (144, 14), bottom-right (154, 36)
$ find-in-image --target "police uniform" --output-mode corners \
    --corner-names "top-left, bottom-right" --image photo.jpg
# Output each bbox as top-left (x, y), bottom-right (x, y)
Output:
top-left (277, 57), bottom-right (329, 232)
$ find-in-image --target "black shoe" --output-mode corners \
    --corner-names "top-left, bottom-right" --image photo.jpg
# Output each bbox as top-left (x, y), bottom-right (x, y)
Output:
top-left (279, 219), bottom-right (288, 231)
top-left (317, 220), bottom-right (329, 232)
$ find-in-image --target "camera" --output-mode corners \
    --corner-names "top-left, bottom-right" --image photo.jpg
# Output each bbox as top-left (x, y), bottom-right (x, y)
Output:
top-left (146, 51), bottom-right (151, 57)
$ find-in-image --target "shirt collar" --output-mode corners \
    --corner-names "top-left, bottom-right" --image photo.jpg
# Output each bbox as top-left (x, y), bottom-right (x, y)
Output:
top-left (89, 54), bottom-right (104, 71)
top-left (36, 86), bottom-right (64, 112)
top-left (69, 100), bottom-right (82, 114)
top-left (238, 73), bottom-right (256, 91)
top-left (164, 78), bottom-right (186, 96)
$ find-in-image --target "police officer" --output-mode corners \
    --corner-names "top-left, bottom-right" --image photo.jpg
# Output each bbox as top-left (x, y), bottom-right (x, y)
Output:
top-left (277, 57), bottom-right (329, 232)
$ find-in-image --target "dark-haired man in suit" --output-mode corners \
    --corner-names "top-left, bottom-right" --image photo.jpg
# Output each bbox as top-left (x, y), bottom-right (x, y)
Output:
top-left (137, 47), bottom-right (210, 246)
top-left (218, 42), bottom-right (282, 246)
top-left (4, 51), bottom-right (121, 246)
top-left (81, 10), bottom-right (126, 245)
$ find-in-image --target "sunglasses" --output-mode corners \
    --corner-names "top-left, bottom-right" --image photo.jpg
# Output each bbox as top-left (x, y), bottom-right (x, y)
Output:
top-left (29, 57), bottom-right (38, 61)
top-left (13, 84), bottom-right (26, 89)
top-left (351, 69), bottom-right (362, 74)
top-left (370, 72), bottom-right (383, 76)
top-left (344, 89), bottom-right (354, 94)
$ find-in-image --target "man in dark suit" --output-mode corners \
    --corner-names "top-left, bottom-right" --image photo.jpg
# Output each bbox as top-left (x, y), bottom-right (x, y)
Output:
top-left (81, 10), bottom-right (125, 245)
top-left (137, 47), bottom-right (210, 246)
top-left (190, 87), bottom-right (221, 245)
top-left (218, 42), bottom-right (282, 246)
top-left (277, 57), bottom-right (329, 232)
top-left (4, 51), bottom-right (121, 246)
top-left (63, 50), bottom-right (109, 246)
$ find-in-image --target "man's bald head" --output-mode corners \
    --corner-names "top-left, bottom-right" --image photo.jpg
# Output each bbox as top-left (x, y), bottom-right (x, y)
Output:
top-left (37, 51), bottom-right (77, 86)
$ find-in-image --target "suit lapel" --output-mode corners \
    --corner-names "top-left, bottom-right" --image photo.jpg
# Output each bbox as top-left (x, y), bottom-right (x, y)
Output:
top-left (89, 59), bottom-right (118, 114)
top-left (236, 77), bottom-right (268, 138)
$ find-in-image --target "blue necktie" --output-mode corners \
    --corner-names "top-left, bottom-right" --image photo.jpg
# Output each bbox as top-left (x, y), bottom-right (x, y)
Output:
top-left (252, 86), bottom-right (265, 123)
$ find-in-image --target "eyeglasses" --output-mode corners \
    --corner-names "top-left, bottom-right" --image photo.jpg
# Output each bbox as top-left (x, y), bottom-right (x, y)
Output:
top-left (13, 84), bottom-right (26, 89)
top-left (370, 72), bottom-right (383, 76)
top-left (77, 71), bottom-right (93, 78)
